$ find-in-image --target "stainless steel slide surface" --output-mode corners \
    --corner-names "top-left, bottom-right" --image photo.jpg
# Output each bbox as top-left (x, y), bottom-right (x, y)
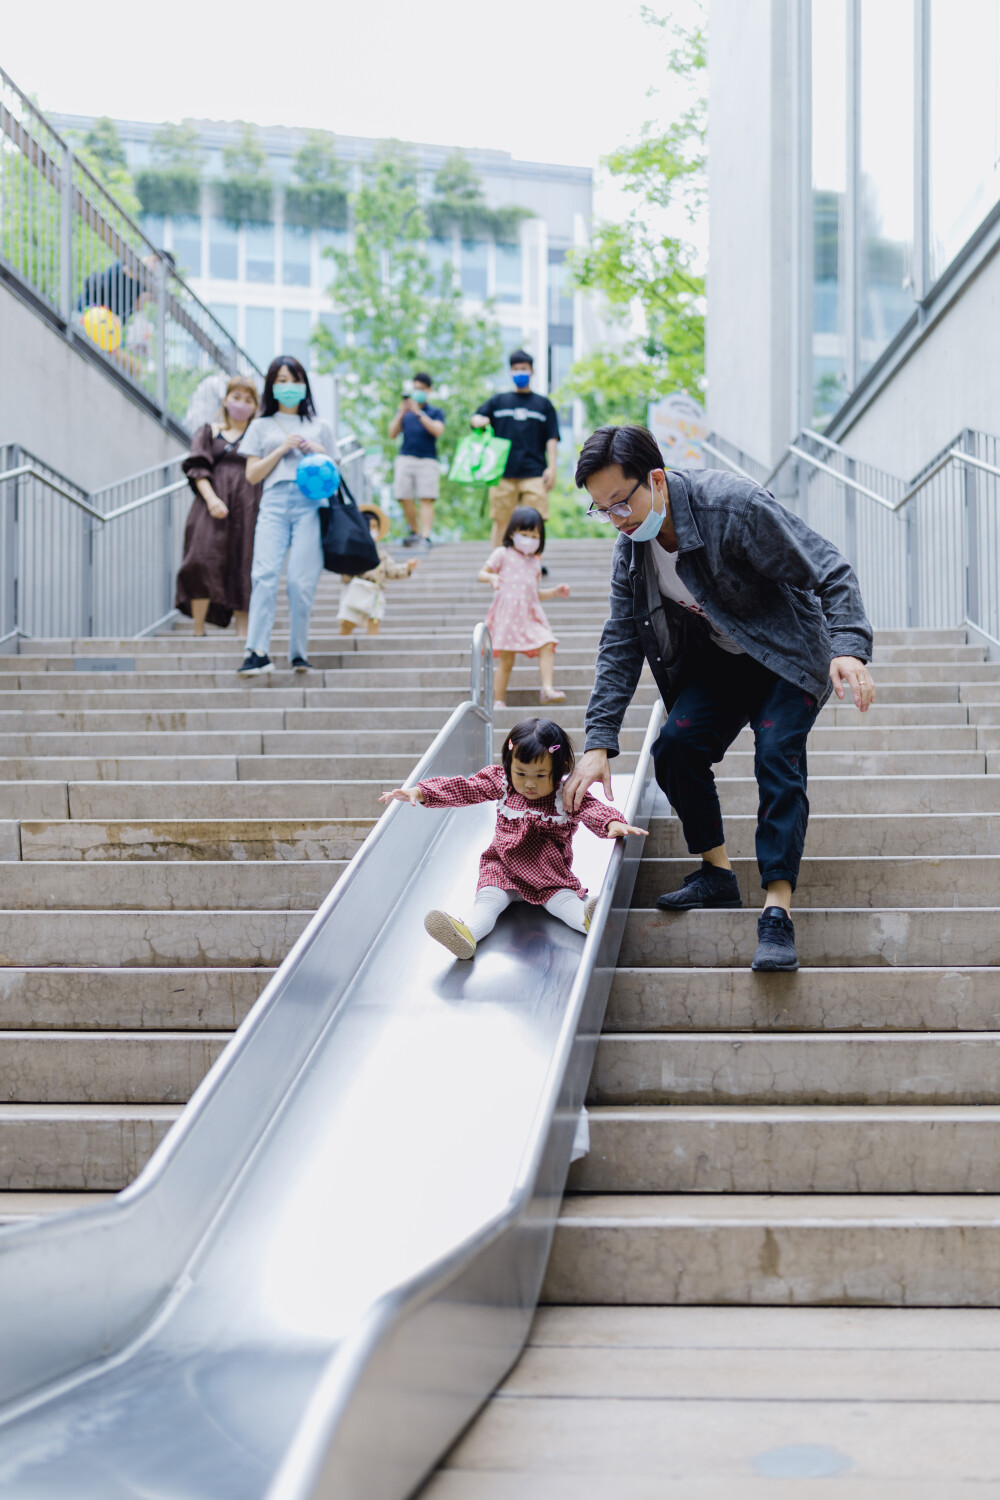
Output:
top-left (0, 631), bottom-right (663, 1500)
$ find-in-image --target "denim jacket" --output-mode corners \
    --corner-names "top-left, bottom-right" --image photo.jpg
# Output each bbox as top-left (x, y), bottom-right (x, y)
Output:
top-left (584, 467), bottom-right (873, 756)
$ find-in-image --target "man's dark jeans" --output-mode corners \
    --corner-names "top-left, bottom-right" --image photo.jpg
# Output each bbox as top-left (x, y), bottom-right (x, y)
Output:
top-left (653, 645), bottom-right (821, 891)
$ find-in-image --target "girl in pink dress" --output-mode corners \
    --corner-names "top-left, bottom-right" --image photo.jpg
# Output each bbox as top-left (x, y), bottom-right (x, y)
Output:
top-left (478, 506), bottom-right (571, 710)
top-left (380, 717), bottom-right (647, 960)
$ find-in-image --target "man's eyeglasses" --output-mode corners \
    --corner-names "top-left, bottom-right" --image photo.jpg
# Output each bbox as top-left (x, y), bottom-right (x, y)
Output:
top-left (585, 478), bottom-right (644, 522)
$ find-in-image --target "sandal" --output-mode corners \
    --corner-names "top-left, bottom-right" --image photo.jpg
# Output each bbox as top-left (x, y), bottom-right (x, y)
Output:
top-left (539, 687), bottom-right (566, 704)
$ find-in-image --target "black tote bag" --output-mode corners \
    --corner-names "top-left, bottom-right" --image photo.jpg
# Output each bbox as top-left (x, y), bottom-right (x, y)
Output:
top-left (319, 476), bottom-right (381, 576)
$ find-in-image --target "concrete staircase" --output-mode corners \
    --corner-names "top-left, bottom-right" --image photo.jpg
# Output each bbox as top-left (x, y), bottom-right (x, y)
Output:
top-left (541, 626), bottom-right (1000, 1305)
top-left (0, 538), bottom-right (614, 1222)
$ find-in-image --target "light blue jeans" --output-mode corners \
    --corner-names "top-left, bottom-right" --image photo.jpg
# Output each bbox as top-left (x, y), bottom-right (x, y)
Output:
top-left (246, 481), bottom-right (324, 662)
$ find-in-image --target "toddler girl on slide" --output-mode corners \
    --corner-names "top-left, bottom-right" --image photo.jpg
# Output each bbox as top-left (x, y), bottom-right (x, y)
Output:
top-left (380, 717), bottom-right (647, 959)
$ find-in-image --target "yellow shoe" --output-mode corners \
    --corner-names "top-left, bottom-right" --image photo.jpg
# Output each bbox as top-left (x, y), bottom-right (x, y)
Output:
top-left (424, 909), bottom-right (477, 960)
top-left (583, 895), bottom-right (598, 932)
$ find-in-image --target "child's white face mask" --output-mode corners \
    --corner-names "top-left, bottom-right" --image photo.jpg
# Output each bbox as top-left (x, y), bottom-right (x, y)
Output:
top-left (512, 534), bottom-right (540, 555)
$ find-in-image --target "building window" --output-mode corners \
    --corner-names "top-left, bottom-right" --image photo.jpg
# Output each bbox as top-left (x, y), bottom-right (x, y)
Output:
top-left (244, 307), bottom-right (275, 371)
top-left (209, 217), bottom-right (238, 281)
top-left (140, 213), bottom-right (165, 249)
top-left (460, 239), bottom-right (488, 299)
top-left (281, 309), bottom-right (313, 367)
top-left (811, 0), bottom-right (847, 421)
top-left (245, 222), bottom-right (275, 284)
top-left (282, 224), bottom-right (312, 287)
top-left (209, 303), bottom-right (238, 342)
top-left (495, 241), bottom-right (522, 303)
top-left (171, 215), bottom-right (203, 280)
top-left (317, 228), bottom-right (347, 287)
top-left (929, 0), bottom-right (1000, 281)
top-left (858, 0), bottom-right (914, 375)
top-left (547, 249), bottom-right (574, 327)
top-left (428, 236), bottom-right (456, 292)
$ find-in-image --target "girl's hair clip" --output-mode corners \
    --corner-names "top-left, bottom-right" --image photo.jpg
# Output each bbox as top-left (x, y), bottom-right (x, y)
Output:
top-left (548, 742), bottom-right (561, 753)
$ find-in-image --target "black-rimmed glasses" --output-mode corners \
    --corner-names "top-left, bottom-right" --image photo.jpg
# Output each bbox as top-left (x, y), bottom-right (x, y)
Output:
top-left (585, 478), bottom-right (644, 522)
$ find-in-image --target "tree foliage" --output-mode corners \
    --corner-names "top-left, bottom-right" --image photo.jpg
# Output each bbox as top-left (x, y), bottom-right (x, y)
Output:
top-left (556, 5), bottom-right (706, 425)
top-left (136, 120), bottom-right (203, 216)
top-left (217, 124), bottom-right (272, 224)
top-left (71, 117), bottom-right (141, 217)
top-left (285, 130), bottom-right (348, 230)
top-left (426, 149), bottom-right (531, 242)
top-left (313, 142), bottom-right (504, 539)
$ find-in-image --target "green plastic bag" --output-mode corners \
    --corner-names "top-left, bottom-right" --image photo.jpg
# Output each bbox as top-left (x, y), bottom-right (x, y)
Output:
top-left (447, 428), bottom-right (511, 486)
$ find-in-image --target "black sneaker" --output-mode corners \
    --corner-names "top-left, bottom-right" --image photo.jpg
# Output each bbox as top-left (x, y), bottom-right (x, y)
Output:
top-left (752, 908), bottom-right (799, 972)
top-left (657, 863), bottom-right (742, 911)
top-left (402, 531), bottom-right (421, 547)
top-left (291, 656), bottom-right (313, 673)
top-left (237, 652), bottom-right (274, 676)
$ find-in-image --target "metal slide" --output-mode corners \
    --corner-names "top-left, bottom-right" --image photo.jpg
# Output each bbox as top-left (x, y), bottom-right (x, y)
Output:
top-left (0, 627), bottom-right (662, 1500)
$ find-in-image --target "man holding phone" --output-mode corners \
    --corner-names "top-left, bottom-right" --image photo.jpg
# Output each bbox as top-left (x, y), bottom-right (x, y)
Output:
top-left (389, 372), bottom-right (445, 545)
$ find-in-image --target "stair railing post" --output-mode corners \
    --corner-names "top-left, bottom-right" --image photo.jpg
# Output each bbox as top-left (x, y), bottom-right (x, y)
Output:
top-left (154, 257), bottom-right (168, 417)
top-left (59, 143), bottom-right (73, 325)
top-left (963, 427), bottom-right (980, 634)
top-left (905, 503), bottom-right (920, 629)
top-left (1, 446), bottom-right (19, 642)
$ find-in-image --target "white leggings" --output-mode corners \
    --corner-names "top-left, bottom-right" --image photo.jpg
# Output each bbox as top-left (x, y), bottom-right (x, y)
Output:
top-left (465, 886), bottom-right (588, 942)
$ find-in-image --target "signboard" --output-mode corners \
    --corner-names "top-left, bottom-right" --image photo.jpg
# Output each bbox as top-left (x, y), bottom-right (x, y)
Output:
top-left (647, 392), bottom-right (707, 470)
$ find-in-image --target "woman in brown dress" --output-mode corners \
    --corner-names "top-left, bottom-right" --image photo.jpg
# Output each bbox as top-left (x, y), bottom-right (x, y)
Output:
top-left (176, 374), bottom-right (262, 636)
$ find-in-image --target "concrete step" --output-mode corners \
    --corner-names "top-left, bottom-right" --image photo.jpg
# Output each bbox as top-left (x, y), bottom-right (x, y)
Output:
top-left (0, 967), bottom-right (271, 1028)
top-left (619, 907), bottom-right (1000, 967)
top-left (0, 861), bottom-right (343, 909)
top-left (25, 781), bottom-right (385, 820)
top-left (667, 776), bottom-right (1000, 815)
top-left (18, 818), bottom-right (374, 861)
top-left (573, 1105), bottom-right (1000, 1193)
top-left (589, 1032), bottom-right (1000, 1106)
top-left (605, 966), bottom-right (1000, 1032)
top-left (0, 756), bottom-right (242, 782)
top-left (635, 855), bottom-right (1000, 907)
top-left (0, 1031), bottom-right (228, 1102)
top-left (0, 1192), bottom-right (111, 1223)
top-left (0, 910), bottom-right (309, 965)
top-left (0, 689), bottom-right (307, 712)
top-left (0, 709), bottom-right (288, 733)
top-left (0, 1104), bottom-right (180, 1190)
top-left (0, 733), bottom-right (267, 757)
top-left (645, 812), bottom-right (1000, 857)
top-left (542, 1194), bottom-right (1000, 1306)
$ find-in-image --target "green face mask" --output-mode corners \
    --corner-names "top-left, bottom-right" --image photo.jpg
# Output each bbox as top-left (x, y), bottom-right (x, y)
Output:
top-left (274, 383), bottom-right (306, 408)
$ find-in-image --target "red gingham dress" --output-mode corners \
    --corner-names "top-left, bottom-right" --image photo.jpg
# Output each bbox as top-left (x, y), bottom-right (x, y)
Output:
top-left (418, 764), bottom-right (624, 904)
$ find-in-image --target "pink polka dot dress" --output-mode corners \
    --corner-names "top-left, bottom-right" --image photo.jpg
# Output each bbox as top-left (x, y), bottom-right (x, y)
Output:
top-left (484, 546), bottom-right (557, 658)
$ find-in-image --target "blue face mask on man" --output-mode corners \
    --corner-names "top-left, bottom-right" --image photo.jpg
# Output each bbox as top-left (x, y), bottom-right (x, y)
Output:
top-left (512, 371), bottom-right (531, 390)
top-left (413, 389), bottom-right (429, 405)
top-left (626, 473), bottom-right (667, 543)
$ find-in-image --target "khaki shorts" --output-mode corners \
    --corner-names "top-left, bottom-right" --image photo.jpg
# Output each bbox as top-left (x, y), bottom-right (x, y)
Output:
top-left (488, 476), bottom-right (550, 530)
top-left (394, 454), bottom-right (440, 501)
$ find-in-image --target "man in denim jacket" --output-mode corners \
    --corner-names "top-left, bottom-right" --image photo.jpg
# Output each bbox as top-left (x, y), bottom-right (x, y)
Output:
top-left (563, 424), bottom-right (875, 972)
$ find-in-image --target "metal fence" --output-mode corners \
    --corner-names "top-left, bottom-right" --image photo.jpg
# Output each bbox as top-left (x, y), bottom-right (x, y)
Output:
top-left (0, 65), bottom-right (259, 429)
top-left (705, 426), bottom-right (1000, 650)
top-left (0, 437), bottom-right (372, 642)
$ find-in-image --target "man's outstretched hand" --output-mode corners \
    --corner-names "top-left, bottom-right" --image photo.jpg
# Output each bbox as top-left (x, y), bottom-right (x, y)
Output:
top-left (563, 748), bottom-right (613, 813)
top-left (830, 656), bottom-right (876, 713)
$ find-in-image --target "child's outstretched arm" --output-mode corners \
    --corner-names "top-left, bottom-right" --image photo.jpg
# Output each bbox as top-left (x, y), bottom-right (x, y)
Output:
top-left (539, 582), bottom-right (571, 601)
top-left (419, 764), bottom-right (506, 807)
top-left (380, 785), bottom-right (426, 807)
top-left (576, 789), bottom-right (648, 840)
top-left (478, 564), bottom-right (500, 590)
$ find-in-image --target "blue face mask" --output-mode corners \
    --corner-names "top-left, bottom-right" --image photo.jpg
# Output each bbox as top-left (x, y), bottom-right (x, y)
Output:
top-left (275, 383), bottom-right (306, 407)
top-left (512, 371), bottom-right (531, 389)
top-left (627, 474), bottom-right (667, 544)
top-left (413, 390), bottom-right (429, 404)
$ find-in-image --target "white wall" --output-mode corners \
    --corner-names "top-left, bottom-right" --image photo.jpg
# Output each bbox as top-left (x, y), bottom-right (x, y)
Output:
top-left (707, 0), bottom-right (795, 468)
top-left (0, 285), bottom-right (184, 491)
top-left (838, 251), bottom-right (1000, 478)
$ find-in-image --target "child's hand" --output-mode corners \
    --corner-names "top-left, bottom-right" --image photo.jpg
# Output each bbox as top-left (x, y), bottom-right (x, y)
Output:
top-left (408, 559), bottom-right (420, 573)
top-left (489, 573), bottom-right (500, 591)
top-left (556, 583), bottom-right (571, 598)
top-left (608, 820), bottom-right (648, 839)
top-left (380, 786), bottom-right (426, 807)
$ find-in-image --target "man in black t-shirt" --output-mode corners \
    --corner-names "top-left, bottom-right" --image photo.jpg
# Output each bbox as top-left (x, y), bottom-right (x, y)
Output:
top-left (473, 349), bottom-right (560, 547)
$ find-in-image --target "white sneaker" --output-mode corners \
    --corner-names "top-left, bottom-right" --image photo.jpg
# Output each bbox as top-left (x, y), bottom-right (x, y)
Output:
top-left (493, 700), bottom-right (508, 711)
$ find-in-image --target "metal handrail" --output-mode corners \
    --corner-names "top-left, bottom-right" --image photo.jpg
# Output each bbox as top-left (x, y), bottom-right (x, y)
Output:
top-left (0, 463), bottom-right (188, 521)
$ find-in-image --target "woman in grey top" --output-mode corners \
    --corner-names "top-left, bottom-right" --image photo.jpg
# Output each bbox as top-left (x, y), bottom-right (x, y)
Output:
top-left (238, 356), bottom-right (335, 674)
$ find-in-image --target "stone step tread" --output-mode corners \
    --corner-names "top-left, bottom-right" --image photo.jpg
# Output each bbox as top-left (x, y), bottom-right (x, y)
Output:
top-left (0, 861), bottom-right (343, 909)
top-left (18, 819), bottom-right (374, 861)
top-left (635, 854), bottom-right (1000, 906)
top-left (0, 966), bottom-right (272, 1028)
top-left (0, 1192), bottom-right (113, 1221)
top-left (0, 1102), bottom-right (184, 1119)
top-left (556, 1192), bottom-right (1000, 1223)
top-left (606, 965), bottom-right (1000, 1031)
top-left (0, 910), bottom-right (308, 966)
top-left (644, 811), bottom-right (1000, 856)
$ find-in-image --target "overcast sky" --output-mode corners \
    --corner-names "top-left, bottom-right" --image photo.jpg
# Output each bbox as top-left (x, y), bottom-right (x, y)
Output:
top-left (3, 0), bottom-right (704, 225)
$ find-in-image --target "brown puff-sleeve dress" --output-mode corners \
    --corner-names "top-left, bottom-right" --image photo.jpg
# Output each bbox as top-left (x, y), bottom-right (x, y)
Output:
top-left (175, 424), bottom-right (262, 628)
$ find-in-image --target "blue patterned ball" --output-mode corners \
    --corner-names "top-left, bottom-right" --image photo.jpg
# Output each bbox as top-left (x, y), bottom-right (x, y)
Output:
top-left (296, 454), bottom-right (341, 499)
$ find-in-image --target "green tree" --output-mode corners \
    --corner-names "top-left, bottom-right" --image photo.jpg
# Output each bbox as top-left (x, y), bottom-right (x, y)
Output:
top-left (136, 120), bottom-right (204, 216)
top-left (71, 116), bottom-right (141, 217)
top-left (556, 5), bottom-right (706, 424)
top-left (285, 130), bottom-right (348, 229)
top-left (218, 123), bottom-right (272, 224)
top-left (427, 149), bottom-right (532, 241)
top-left (314, 141), bottom-right (503, 539)
top-left (83, 117), bottom-right (126, 176)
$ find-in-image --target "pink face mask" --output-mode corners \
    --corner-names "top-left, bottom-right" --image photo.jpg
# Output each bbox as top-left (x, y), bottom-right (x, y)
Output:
top-left (225, 398), bottom-right (255, 423)
top-left (512, 534), bottom-right (540, 555)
